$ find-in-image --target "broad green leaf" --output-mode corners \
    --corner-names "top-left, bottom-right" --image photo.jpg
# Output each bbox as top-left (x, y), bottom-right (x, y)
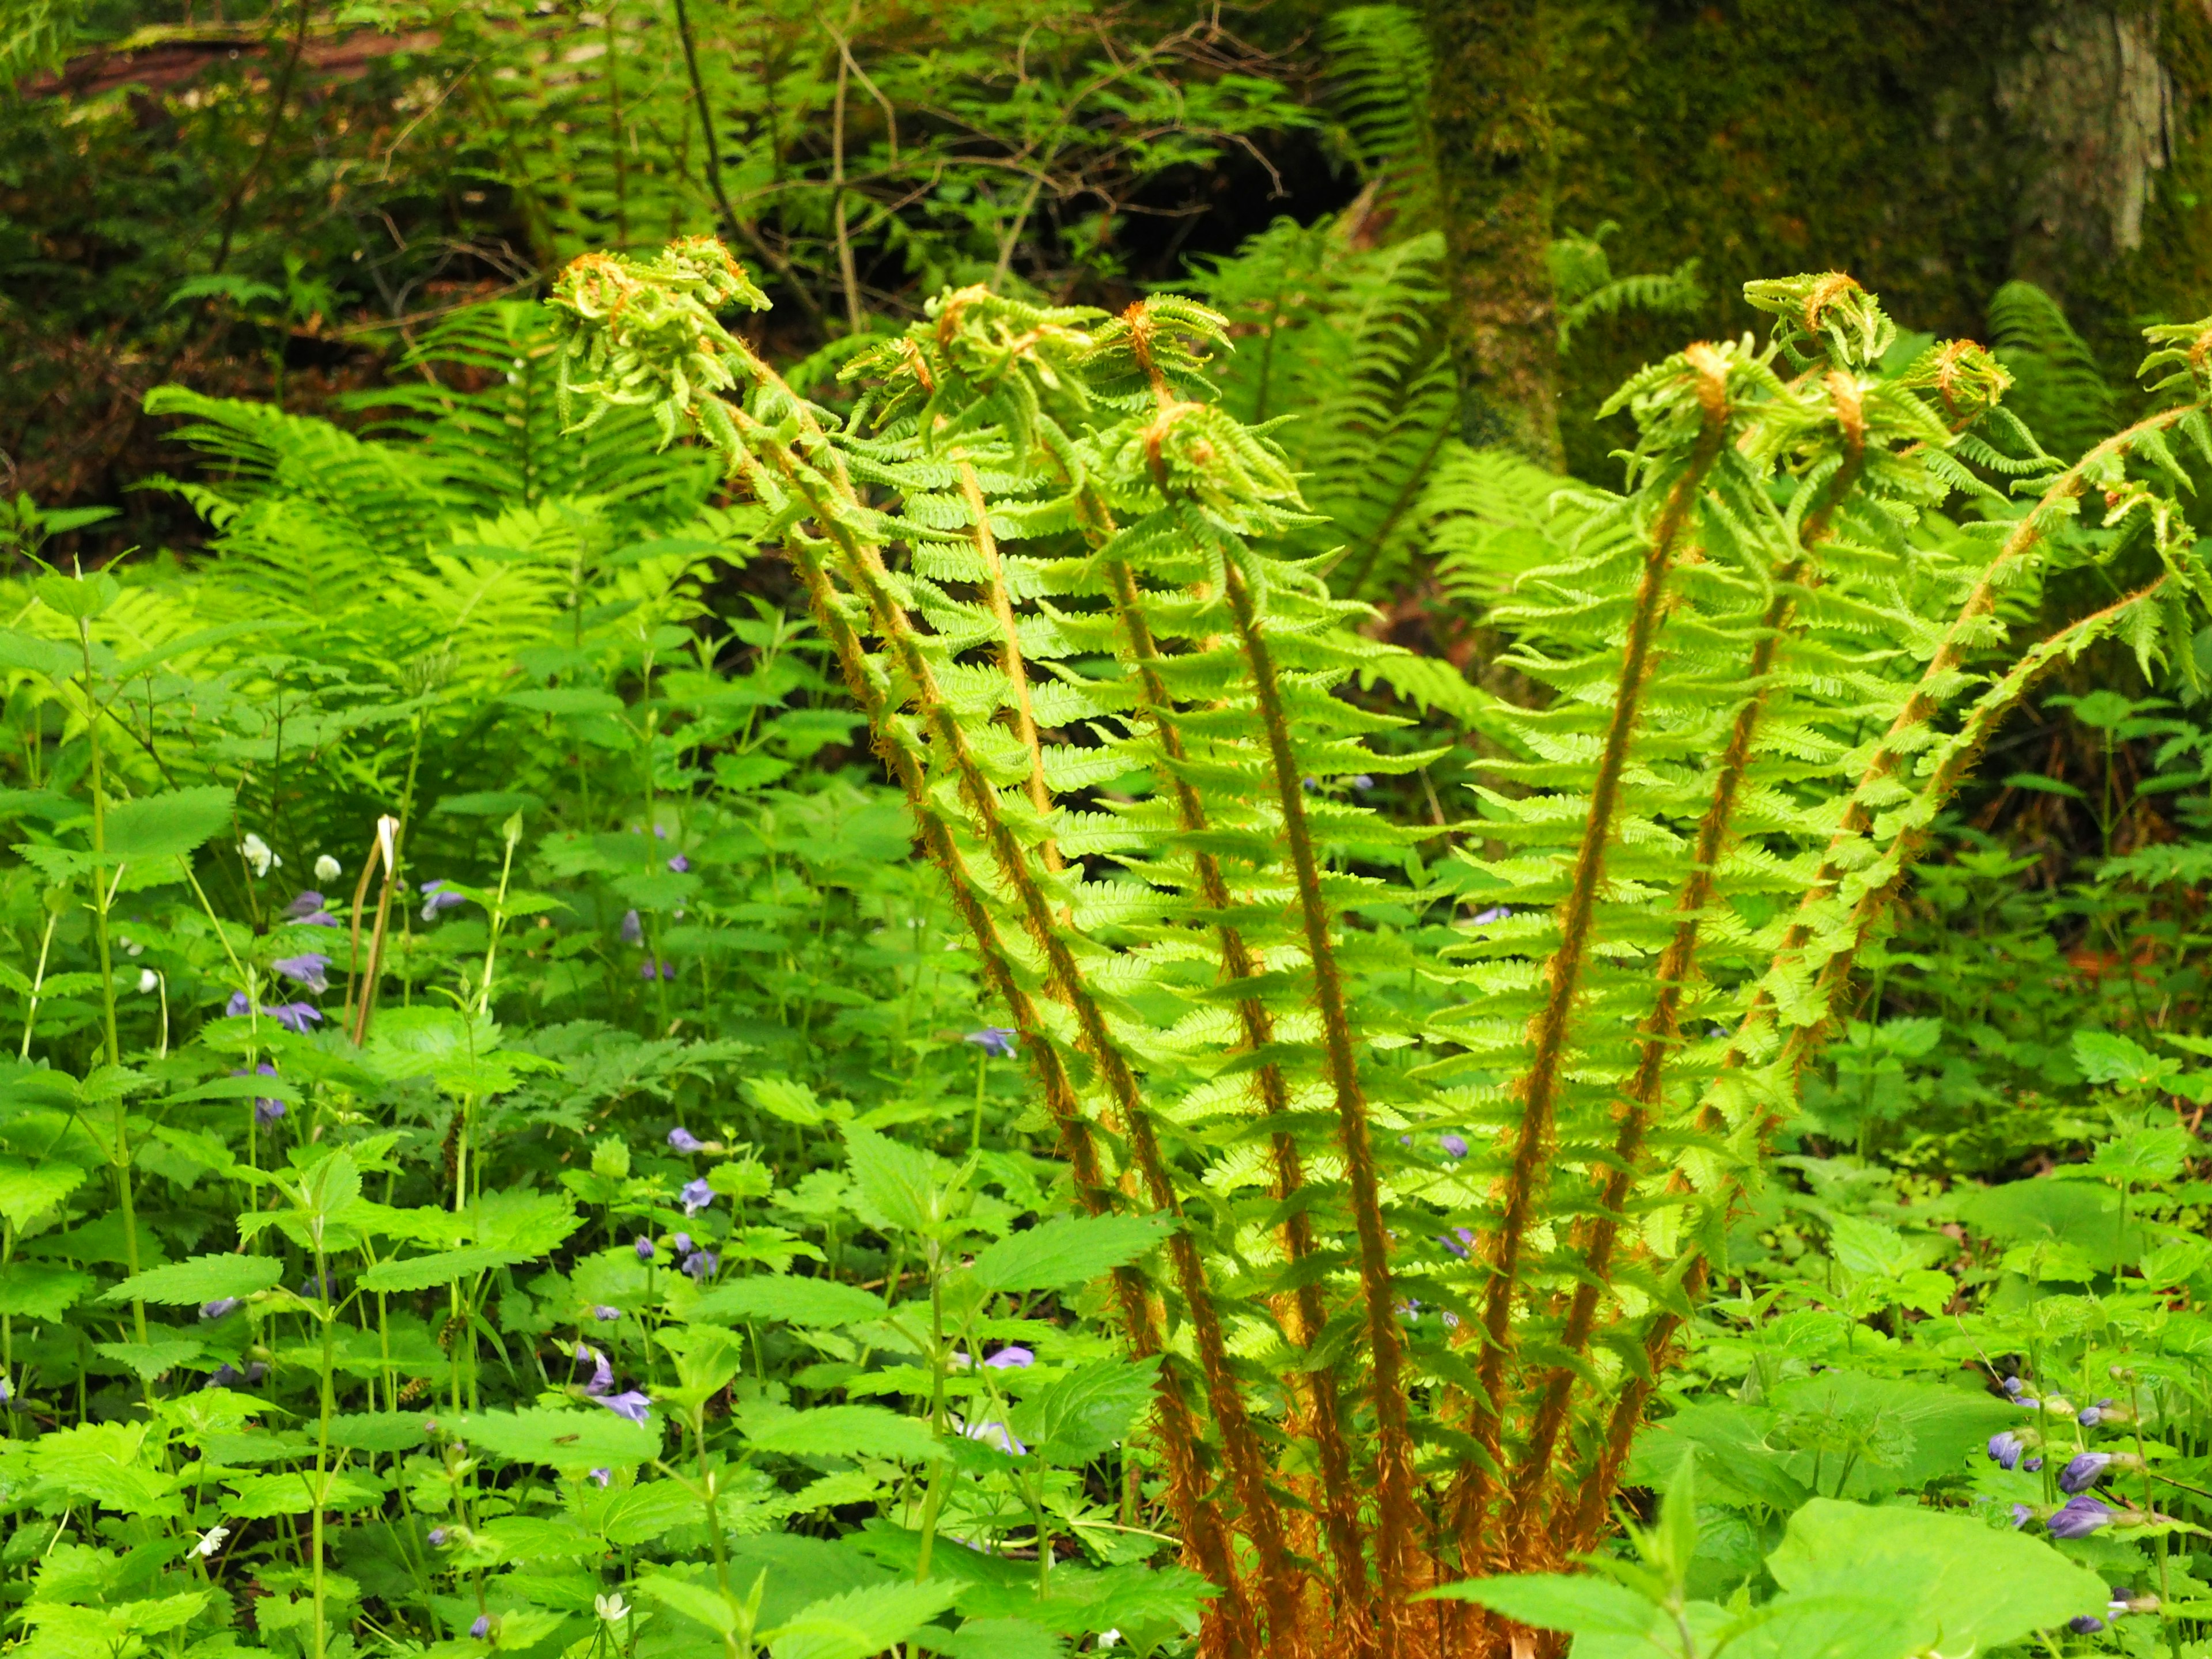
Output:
top-left (103, 1253), bottom-right (282, 1306)
top-left (634, 1572), bottom-right (737, 1635)
top-left (506, 687), bottom-right (627, 717)
top-left (93, 1339), bottom-right (206, 1380)
top-left (450, 1406), bottom-right (660, 1468)
top-left (967, 1213), bottom-right (1175, 1293)
top-left (935, 1620), bottom-right (1067, 1659)
top-left (0, 628), bottom-right (79, 678)
top-left (324, 1413), bottom-right (440, 1453)
top-left (98, 786), bottom-right (235, 865)
top-left (1417, 1572), bottom-right (1659, 1640)
top-left (0, 1262), bottom-right (92, 1320)
top-left (0, 1158), bottom-right (86, 1229)
top-left (2073, 1028), bottom-right (2173, 1089)
top-left (1012, 1357), bottom-right (1160, 1464)
top-left (843, 1125), bottom-right (944, 1233)
top-left (766, 1580), bottom-right (957, 1659)
top-left (224, 1469), bottom-right (384, 1518)
top-left (29, 1422), bottom-right (180, 1515)
top-left (1765, 1498), bottom-right (2105, 1654)
top-left (741, 1404), bottom-right (942, 1464)
top-left (360, 1246), bottom-right (528, 1293)
top-left (688, 1274), bottom-right (887, 1328)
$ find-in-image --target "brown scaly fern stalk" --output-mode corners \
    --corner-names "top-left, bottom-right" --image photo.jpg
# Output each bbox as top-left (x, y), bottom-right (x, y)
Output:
top-left (958, 460), bottom-right (1065, 874)
top-left (643, 309), bottom-right (1264, 1644)
top-left (729, 399), bottom-right (1309, 1659)
top-left (1495, 377), bottom-right (1873, 1565)
top-left (1092, 311), bottom-right (1373, 1642)
top-left (763, 510), bottom-right (1263, 1647)
top-left (1215, 537), bottom-right (1422, 1656)
top-left (1446, 346), bottom-right (1735, 1575)
top-left (1560, 399), bottom-right (2211, 1552)
top-left (1100, 552), bottom-right (1375, 1645)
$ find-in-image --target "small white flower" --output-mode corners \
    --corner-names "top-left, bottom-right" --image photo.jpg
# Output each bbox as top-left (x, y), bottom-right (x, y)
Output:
top-left (594, 1593), bottom-right (628, 1623)
top-left (240, 834), bottom-right (279, 878)
top-left (138, 968), bottom-right (158, 995)
top-left (123, 939), bottom-right (143, 957)
top-left (1099, 1633), bottom-right (1121, 1649)
top-left (192, 1525), bottom-right (229, 1558)
top-left (314, 853), bottom-right (342, 884)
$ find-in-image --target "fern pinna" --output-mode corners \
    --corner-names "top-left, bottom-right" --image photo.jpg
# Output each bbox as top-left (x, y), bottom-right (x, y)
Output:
top-left (546, 240), bottom-right (2212, 1659)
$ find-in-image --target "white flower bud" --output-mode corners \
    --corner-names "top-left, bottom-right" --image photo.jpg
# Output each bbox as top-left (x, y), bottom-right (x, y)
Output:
top-left (313, 853), bottom-right (342, 884)
top-left (239, 834), bottom-right (279, 878)
top-left (138, 969), bottom-right (158, 995)
top-left (193, 1525), bottom-right (229, 1558)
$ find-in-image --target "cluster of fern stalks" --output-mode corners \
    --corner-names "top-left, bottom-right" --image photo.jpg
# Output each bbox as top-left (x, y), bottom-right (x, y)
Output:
top-left (547, 239), bottom-right (2212, 1659)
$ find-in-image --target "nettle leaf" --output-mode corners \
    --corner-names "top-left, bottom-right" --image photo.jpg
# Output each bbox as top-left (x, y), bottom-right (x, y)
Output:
top-left (450, 1406), bottom-right (661, 1468)
top-left (1418, 1571), bottom-right (1659, 1639)
top-left (94, 1339), bottom-right (206, 1380)
top-left (741, 1405), bottom-right (944, 1464)
top-left (224, 1469), bottom-right (385, 1518)
top-left (360, 1246), bottom-right (528, 1293)
top-left (323, 1413), bottom-right (439, 1453)
top-left (1011, 1357), bottom-right (1161, 1464)
top-left (103, 1253), bottom-right (282, 1306)
top-left (934, 1620), bottom-right (1068, 1659)
top-left (0, 1262), bottom-right (93, 1320)
top-left (635, 1572), bottom-right (737, 1636)
top-left (0, 628), bottom-right (80, 678)
top-left (98, 786), bottom-right (236, 866)
top-left (967, 1213), bottom-right (1175, 1294)
top-left (765, 1580), bottom-right (958, 1659)
top-left (689, 1274), bottom-right (887, 1328)
top-left (1766, 1498), bottom-right (2105, 1653)
top-left (0, 1158), bottom-right (86, 1229)
top-left (843, 1126), bottom-right (948, 1234)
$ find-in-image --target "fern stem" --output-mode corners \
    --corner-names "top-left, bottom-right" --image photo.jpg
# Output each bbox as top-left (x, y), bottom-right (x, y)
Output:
top-left (1219, 548), bottom-right (1419, 1650)
top-left (1449, 389), bottom-right (1730, 1567)
top-left (1103, 551), bottom-right (1372, 1639)
top-left (1500, 390), bottom-right (1869, 1551)
top-left (722, 393), bottom-right (1279, 1650)
top-left (960, 461), bottom-right (1063, 873)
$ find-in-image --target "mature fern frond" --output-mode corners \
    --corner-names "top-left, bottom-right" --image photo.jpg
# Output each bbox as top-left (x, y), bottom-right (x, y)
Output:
top-left (549, 239), bottom-right (2212, 1659)
top-left (1988, 279), bottom-right (2120, 463)
top-left (1324, 3), bottom-right (1434, 218)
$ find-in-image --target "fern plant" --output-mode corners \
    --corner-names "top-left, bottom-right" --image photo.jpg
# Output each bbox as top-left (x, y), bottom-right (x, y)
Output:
top-left (548, 237), bottom-right (2212, 1657)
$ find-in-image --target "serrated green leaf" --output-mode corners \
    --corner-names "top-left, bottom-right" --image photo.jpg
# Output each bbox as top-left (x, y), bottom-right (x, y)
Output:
top-left (688, 1275), bottom-right (887, 1328)
top-left (741, 1404), bottom-right (943, 1464)
top-left (449, 1406), bottom-right (661, 1468)
top-left (967, 1213), bottom-right (1175, 1293)
top-left (359, 1246), bottom-right (527, 1293)
top-left (766, 1580), bottom-right (957, 1659)
top-left (98, 786), bottom-right (235, 865)
top-left (103, 1253), bottom-right (282, 1306)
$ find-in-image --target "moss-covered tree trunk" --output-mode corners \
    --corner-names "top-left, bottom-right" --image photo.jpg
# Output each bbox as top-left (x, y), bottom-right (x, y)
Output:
top-left (1421, 0), bottom-right (1562, 469)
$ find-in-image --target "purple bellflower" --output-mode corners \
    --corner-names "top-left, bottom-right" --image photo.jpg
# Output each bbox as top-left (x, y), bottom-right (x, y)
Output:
top-left (1441, 1134), bottom-right (1469, 1160)
top-left (593, 1305), bottom-right (620, 1322)
top-left (964, 1027), bottom-right (1017, 1059)
top-left (574, 1343), bottom-right (612, 1396)
top-left (598, 1390), bottom-right (651, 1426)
top-left (963, 1419), bottom-right (1027, 1456)
top-left (2047, 1495), bottom-right (2115, 1539)
top-left (634, 1236), bottom-right (656, 1263)
top-left (619, 909), bottom-right (643, 945)
top-left (283, 891), bottom-right (327, 921)
top-left (419, 880), bottom-right (465, 922)
top-left (667, 853), bottom-right (690, 873)
top-left (1987, 1431), bottom-right (2025, 1471)
top-left (984, 1346), bottom-right (1034, 1370)
top-left (681, 1248), bottom-right (718, 1282)
top-left (271, 953), bottom-right (329, 994)
top-left (471, 1615), bottom-right (491, 1639)
top-left (680, 1178), bottom-right (714, 1215)
top-left (201, 1298), bottom-right (241, 1321)
top-left (589, 1468), bottom-right (612, 1487)
top-left (668, 1126), bottom-right (704, 1153)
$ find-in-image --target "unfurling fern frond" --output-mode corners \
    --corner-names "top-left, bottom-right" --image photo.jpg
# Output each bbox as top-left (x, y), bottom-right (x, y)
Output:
top-left (1549, 223), bottom-right (1707, 353)
top-left (549, 241), bottom-right (2212, 1659)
